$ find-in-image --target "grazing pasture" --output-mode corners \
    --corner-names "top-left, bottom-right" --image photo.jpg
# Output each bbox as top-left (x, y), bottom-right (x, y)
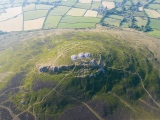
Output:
top-left (24, 17), bottom-right (45, 31)
top-left (61, 16), bottom-right (100, 23)
top-left (36, 4), bottom-right (53, 10)
top-left (23, 4), bottom-right (35, 11)
top-left (149, 18), bottom-right (160, 30)
top-left (24, 10), bottom-right (48, 21)
top-left (58, 22), bottom-right (96, 28)
top-left (44, 16), bottom-right (62, 29)
top-left (75, 3), bottom-right (91, 9)
top-left (104, 17), bottom-right (121, 26)
top-left (49, 6), bottom-right (71, 16)
top-left (135, 17), bottom-right (147, 27)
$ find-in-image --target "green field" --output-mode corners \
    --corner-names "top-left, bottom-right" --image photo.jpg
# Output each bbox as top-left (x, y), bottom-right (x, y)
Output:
top-left (61, 16), bottom-right (100, 23)
top-left (135, 17), bottom-right (148, 27)
top-left (149, 18), bottom-right (160, 30)
top-left (58, 22), bottom-right (96, 28)
top-left (61, 1), bottom-right (77, 7)
top-left (43, 16), bottom-right (62, 29)
top-left (147, 30), bottom-right (160, 38)
top-left (104, 17), bottom-right (121, 27)
top-left (49, 6), bottom-right (71, 16)
top-left (91, 2), bottom-right (102, 9)
top-left (121, 21), bottom-right (132, 27)
top-left (24, 10), bottom-right (48, 21)
top-left (75, 3), bottom-right (91, 9)
top-left (23, 4), bottom-right (35, 11)
top-left (36, 4), bottom-right (53, 10)
top-left (148, 4), bottom-right (160, 10)
top-left (108, 15), bottom-right (124, 20)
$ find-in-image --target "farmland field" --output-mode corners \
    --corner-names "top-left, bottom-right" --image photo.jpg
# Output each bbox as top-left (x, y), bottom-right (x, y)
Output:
top-left (149, 18), bottom-right (160, 30)
top-left (148, 4), bottom-right (160, 10)
top-left (104, 17), bottom-right (121, 26)
top-left (75, 3), bottom-right (91, 9)
top-left (144, 9), bottom-right (160, 18)
top-left (102, 1), bottom-right (115, 10)
top-left (79, 0), bottom-right (92, 3)
top-left (24, 17), bottom-right (45, 31)
top-left (135, 17), bottom-right (148, 27)
top-left (49, 6), bottom-right (71, 16)
top-left (23, 4), bottom-right (35, 11)
top-left (84, 10), bottom-right (98, 17)
top-left (58, 22), bottom-right (96, 28)
top-left (44, 16), bottom-right (62, 29)
top-left (108, 15), bottom-right (124, 20)
top-left (0, 7), bottom-right (22, 21)
top-left (0, 14), bottom-right (23, 32)
top-left (36, 4), bottom-right (53, 10)
top-left (67, 8), bottom-right (86, 16)
top-left (24, 10), bottom-right (48, 21)
top-left (61, 16), bottom-right (100, 23)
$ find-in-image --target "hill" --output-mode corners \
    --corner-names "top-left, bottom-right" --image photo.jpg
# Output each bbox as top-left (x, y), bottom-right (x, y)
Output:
top-left (0, 28), bottom-right (160, 120)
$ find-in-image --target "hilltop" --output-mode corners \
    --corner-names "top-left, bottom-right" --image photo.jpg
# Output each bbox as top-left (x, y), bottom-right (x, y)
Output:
top-left (0, 28), bottom-right (160, 119)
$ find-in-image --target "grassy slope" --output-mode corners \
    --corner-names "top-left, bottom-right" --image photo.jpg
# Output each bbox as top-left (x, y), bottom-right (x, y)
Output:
top-left (0, 30), bottom-right (160, 119)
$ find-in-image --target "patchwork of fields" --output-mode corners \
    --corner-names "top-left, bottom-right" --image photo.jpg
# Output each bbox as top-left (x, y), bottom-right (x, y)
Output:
top-left (0, 0), bottom-right (160, 38)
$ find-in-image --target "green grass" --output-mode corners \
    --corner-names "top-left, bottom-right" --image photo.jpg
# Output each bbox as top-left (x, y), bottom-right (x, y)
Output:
top-left (104, 17), bottom-right (121, 27)
top-left (43, 15), bottom-right (62, 29)
top-left (58, 22), bottom-right (96, 28)
top-left (24, 10), bottom-right (48, 21)
top-left (75, 3), bottom-right (91, 9)
top-left (149, 18), bottom-right (160, 30)
top-left (147, 30), bottom-right (160, 39)
top-left (135, 17), bottom-right (148, 27)
top-left (49, 6), bottom-right (71, 16)
top-left (121, 21), bottom-right (132, 27)
top-left (91, 2), bottom-right (102, 9)
top-left (23, 4), bottom-right (35, 11)
top-left (108, 15), bottom-right (124, 20)
top-left (61, 1), bottom-right (76, 7)
top-left (148, 4), bottom-right (160, 10)
top-left (61, 16), bottom-right (100, 23)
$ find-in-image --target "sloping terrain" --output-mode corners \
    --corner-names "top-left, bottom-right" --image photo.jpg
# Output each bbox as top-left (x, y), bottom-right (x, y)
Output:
top-left (0, 28), bottom-right (160, 120)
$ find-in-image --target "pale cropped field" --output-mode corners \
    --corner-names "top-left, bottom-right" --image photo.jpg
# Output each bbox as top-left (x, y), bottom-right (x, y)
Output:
top-left (84, 10), bottom-right (98, 17)
top-left (0, 7), bottom-right (22, 21)
top-left (67, 8), bottom-right (86, 16)
top-left (79, 0), bottom-right (92, 3)
top-left (0, 14), bottom-right (23, 32)
top-left (23, 4), bottom-right (35, 11)
top-left (102, 1), bottom-right (115, 10)
top-left (145, 9), bottom-right (160, 18)
top-left (24, 17), bottom-right (45, 31)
